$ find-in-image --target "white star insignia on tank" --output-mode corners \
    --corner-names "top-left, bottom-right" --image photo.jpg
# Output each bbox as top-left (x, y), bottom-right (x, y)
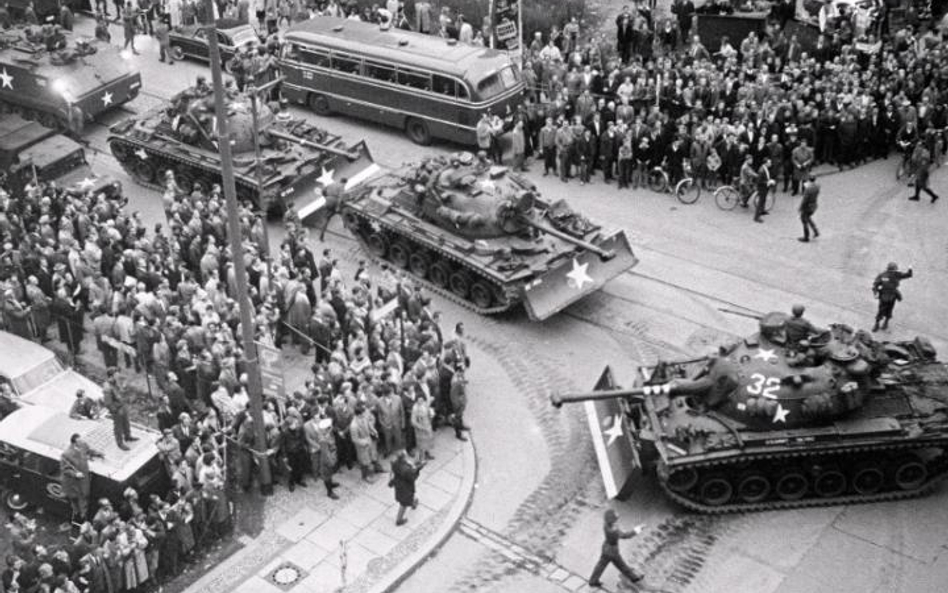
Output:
top-left (754, 348), bottom-right (777, 362)
top-left (76, 177), bottom-right (97, 190)
top-left (316, 167), bottom-right (335, 186)
top-left (566, 258), bottom-right (593, 290)
top-left (134, 148), bottom-right (148, 160)
top-left (603, 413), bottom-right (623, 446)
top-left (772, 403), bottom-right (790, 424)
top-left (101, 91), bottom-right (113, 106)
top-left (0, 68), bottom-right (12, 89)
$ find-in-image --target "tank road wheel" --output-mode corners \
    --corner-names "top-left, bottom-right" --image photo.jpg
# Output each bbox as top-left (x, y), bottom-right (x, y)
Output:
top-left (175, 170), bottom-right (194, 194)
top-left (470, 281), bottom-right (494, 309)
top-left (389, 243), bottom-right (411, 268)
top-left (449, 271), bottom-right (472, 299)
top-left (428, 261), bottom-right (451, 288)
top-left (893, 455), bottom-right (928, 491)
top-left (813, 467), bottom-right (847, 498)
top-left (38, 111), bottom-right (59, 129)
top-left (307, 93), bottom-right (331, 116)
top-left (698, 474), bottom-right (733, 507)
top-left (366, 232), bottom-right (389, 258)
top-left (110, 141), bottom-right (129, 162)
top-left (852, 464), bottom-right (885, 495)
top-left (775, 469), bottom-right (808, 501)
top-left (405, 117), bottom-right (432, 146)
top-left (171, 45), bottom-right (184, 61)
top-left (714, 185), bottom-right (740, 211)
top-left (666, 466), bottom-right (699, 493)
top-left (737, 473), bottom-right (772, 504)
top-left (408, 252), bottom-right (430, 278)
top-left (132, 158), bottom-right (156, 183)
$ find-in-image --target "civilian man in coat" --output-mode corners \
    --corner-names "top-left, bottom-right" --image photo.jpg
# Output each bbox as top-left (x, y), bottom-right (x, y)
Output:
top-left (61, 434), bottom-right (104, 525)
top-left (392, 449), bottom-right (424, 526)
top-left (103, 373), bottom-right (137, 450)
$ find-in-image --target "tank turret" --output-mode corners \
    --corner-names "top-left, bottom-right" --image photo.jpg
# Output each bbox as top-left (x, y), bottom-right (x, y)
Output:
top-left (339, 153), bottom-right (639, 320)
top-left (552, 312), bottom-right (948, 512)
top-left (107, 84), bottom-right (375, 212)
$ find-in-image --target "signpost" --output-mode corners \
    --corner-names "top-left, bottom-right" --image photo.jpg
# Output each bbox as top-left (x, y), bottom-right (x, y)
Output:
top-left (255, 341), bottom-right (286, 402)
top-left (488, 0), bottom-right (523, 63)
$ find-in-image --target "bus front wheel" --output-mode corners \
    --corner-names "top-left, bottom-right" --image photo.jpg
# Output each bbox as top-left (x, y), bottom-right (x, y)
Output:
top-left (308, 93), bottom-right (332, 116)
top-left (405, 117), bottom-right (431, 146)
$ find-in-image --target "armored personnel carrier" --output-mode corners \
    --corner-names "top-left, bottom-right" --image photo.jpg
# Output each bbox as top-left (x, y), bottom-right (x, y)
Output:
top-left (108, 83), bottom-right (375, 213)
top-left (339, 153), bottom-right (638, 320)
top-left (552, 312), bottom-right (948, 512)
top-left (0, 114), bottom-right (121, 198)
top-left (0, 25), bottom-right (141, 134)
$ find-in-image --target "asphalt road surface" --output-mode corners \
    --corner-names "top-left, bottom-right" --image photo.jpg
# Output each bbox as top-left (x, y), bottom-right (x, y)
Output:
top-left (77, 21), bottom-right (948, 593)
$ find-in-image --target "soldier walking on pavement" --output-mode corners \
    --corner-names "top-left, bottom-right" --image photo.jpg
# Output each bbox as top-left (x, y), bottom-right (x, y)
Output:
top-left (798, 174), bottom-right (820, 242)
top-left (872, 262), bottom-right (914, 331)
top-left (588, 509), bottom-right (644, 588)
top-left (450, 367), bottom-right (470, 441)
top-left (909, 144), bottom-right (941, 203)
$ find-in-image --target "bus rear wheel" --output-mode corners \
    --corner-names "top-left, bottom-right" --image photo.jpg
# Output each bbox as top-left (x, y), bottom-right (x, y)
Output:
top-left (405, 117), bottom-right (431, 146)
top-left (308, 93), bottom-right (332, 116)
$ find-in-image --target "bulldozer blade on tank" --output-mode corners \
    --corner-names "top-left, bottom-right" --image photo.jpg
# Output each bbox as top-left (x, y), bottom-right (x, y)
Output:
top-left (522, 231), bottom-right (638, 321)
top-left (584, 366), bottom-right (641, 499)
top-left (292, 141), bottom-right (381, 223)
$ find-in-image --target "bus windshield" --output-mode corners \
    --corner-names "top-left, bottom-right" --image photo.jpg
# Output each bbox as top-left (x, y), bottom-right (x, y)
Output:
top-left (476, 66), bottom-right (519, 100)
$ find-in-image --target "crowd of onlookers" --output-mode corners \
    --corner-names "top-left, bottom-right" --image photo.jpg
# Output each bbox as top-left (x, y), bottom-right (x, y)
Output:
top-left (502, 0), bottom-right (947, 203)
top-left (0, 81), bottom-right (469, 592)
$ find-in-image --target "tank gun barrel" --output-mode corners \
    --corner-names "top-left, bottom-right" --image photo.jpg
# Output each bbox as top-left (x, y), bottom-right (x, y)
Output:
top-left (524, 219), bottom-right (616, 261)
top-left (267, 129), bottom-right (363, 161)
top-left (551, 386), bottom-right (662, 408)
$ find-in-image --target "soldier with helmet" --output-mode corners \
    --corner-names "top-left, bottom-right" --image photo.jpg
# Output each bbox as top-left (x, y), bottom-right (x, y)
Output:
top-left (872, 262), bottom-right (914, 331)
top-left (785, 304), bottom-right (822, 348)
top-left (588, 509), bottom-right (645, 588)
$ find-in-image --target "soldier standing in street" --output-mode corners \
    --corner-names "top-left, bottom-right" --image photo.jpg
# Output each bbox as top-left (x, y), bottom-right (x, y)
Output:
top-left (61, 434), bottom-right (104, 526)
top-left (588, 509), bottom-right (644, 588)
top-left (872, 262), bottom-right (914, 331)
top-left (798, 174), bottom-right (820, 242)
top-left (908, 144), bottom-right (941, 203)
top-left (103, 371), bottom-right (137, 450)
top-left (450, 367), bottom-right (470, 441)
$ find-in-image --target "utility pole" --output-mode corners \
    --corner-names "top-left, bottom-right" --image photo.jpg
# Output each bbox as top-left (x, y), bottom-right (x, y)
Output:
top-left (203, 0), bottom-right (273, 495)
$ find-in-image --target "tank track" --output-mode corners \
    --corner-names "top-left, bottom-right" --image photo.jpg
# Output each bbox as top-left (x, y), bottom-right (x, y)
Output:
top-left (658, 437), bottom-right (948, 513)
top-left (1, 98), bottom-right (71, 134)
top-left (108, 136), bottom-right (262, 202)
top-left (343, 209), bottom-right (516, 316)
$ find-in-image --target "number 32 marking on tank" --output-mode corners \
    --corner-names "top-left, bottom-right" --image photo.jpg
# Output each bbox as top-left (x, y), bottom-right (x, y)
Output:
top-left (746, 373), bottom-right (781, 399)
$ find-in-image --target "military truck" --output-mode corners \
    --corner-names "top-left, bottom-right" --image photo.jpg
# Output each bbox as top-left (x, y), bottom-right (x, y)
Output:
top-left (0, 114), bottom-right (121, 197)
top-left (0, 332), bottom-right (165, 517)
top-left (0, 25), bottom-right (141, 134)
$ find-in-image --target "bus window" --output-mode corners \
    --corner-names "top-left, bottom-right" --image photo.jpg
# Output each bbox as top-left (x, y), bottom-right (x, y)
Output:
top-left (456, 84), bottom-right (470, 100)
top-left (433, 75), bottom-right (456, 97)
top-left (397, 68), bottom-right (431, 91)
top-left (301, 49), bottom-right (329, 68)
top-left (283, 44), bottom-right (300, 60)
top-left (475, 66), bottom-right (519, 100)
top-left (331, 53), bottom-right (362, 75)
top-left (365, 60), bottom-right (396, 83)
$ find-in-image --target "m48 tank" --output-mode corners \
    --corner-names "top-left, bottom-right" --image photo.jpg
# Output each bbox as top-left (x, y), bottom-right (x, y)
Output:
top-left (107, 82), bottom-right (375, 212)
top-left (338, 153), bottom-right (639, 320)
top-left (552, 312), bottom-right (948, 512)
top-left (0, 25), bottom-right (141, 134)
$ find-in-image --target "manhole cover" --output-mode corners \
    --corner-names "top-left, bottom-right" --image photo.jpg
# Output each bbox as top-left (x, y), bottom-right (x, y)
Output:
top-left (267, 562), bottom-right (308, 590)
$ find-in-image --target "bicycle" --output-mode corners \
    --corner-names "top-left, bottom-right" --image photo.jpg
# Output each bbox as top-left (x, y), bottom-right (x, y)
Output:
top-left (713, 183), bottom-right (774, 212)
top-left (647, 166), bottom-right (669, 193)
top-left (674, 162), bottom-right (702, 205)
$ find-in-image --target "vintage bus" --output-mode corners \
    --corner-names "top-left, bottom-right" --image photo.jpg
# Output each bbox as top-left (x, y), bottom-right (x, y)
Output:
top-left (279, 17), bottom-right (525, 146)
